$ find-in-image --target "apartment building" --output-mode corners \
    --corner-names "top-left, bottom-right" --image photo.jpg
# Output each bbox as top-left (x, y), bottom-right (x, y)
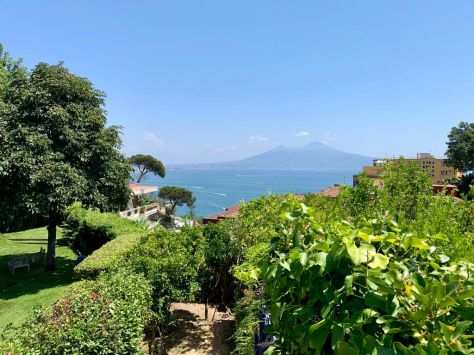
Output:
top-left (357, 153), bottom-right (459, 186)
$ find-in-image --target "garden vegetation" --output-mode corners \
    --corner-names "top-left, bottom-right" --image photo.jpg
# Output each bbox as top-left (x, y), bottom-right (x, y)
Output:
top-left (4, 159), bottom-right (474, 354)
top-left (231, 160), bottom-right (474, 354)
top-left (3, 43), bottom-right (474, 354)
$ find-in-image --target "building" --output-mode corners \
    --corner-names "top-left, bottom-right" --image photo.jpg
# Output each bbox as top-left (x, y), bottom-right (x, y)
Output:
top-left (357, 153), bottom-right (460, 186)
top-left (411, 153), bottom-right (459, 184)
top-left (202, 204), bottom-right (241, 224)
top-left (314, 185), bottom-right (343, 198)
top-left (127, 182), bottom-right (159, 209)
top-left (119, 183), bottom-right (166, 221)
top-left (128, 182), bottom-right (159, 197)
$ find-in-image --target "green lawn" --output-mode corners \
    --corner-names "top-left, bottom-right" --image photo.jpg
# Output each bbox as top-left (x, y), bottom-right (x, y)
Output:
top-left (0, 227), bottom-right (77, 329)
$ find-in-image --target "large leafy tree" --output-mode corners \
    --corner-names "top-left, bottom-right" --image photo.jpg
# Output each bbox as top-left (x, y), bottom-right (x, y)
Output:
top-left (0, 57), bottom-right (131, 270)
top-left (446, 121), bottom-right (474, 173)
top-left (158, 186), bottom-right (194, 215)
top-left (129, 154), bottom-right (165, 183)
top-left (0, 45), bottom-right (35, 231)
top-left (446, 122), bottom-right (474, 198)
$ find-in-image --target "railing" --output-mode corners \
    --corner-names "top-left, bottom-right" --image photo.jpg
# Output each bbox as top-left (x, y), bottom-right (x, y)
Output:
top-left (119, 203), bottom-right (165, 220)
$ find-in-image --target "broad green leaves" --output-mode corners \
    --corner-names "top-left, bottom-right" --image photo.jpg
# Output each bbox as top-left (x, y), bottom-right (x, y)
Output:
top-left (244, 202), bottom-right (474, 354)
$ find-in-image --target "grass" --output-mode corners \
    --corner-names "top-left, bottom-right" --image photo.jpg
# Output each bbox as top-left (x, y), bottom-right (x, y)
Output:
top-left (0, 227), bottom-right (77, 329)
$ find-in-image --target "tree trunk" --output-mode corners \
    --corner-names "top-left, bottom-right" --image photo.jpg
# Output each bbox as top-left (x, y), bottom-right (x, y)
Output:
top-left (136, 167), bottom-right (147, 183)
top-left (46, 214), bottom-right (57, 271)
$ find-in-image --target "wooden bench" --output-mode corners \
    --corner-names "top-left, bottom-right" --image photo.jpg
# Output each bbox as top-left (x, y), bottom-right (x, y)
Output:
top-left (7, 248), bottom-right (45, 274)
top-left (8, 257), bottom-right (30, 274)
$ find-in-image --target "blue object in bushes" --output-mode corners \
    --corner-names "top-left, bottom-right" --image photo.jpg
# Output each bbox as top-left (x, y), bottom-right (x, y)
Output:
top-left (255, 305), bottom-right (274, 355)
top-left (75, 251), bottom-right (86, 265)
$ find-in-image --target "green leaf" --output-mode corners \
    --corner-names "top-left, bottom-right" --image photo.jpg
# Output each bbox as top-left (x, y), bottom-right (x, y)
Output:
top-left (335, 341), bottom-right (359, 355)
top-left (309, 320), bottom-right (330, 354)
top-left (309, 319), bottom-right (327, 333)
top-left (439, 254), bottom-right (450, 264)
top-left (315, 252), bottom-right (327, 271)
top-left (299, 251), bottom-right (308, 266)
top-left (279, 260), bottom-right (291, 272)
top-left (264, 345), bottom-right (278, 355)
top-left (408, 237), bottom-right (430, 250)
top-left (457, 288), bottom-right (474, 301)
top-left (345, 275), bottom-right (354, 295)
top-left (368, 254), bottom-right (389, 270)
top-left (359, 244), bottom-right (376, 264)
top-left (344, 237), bottom-right (361, 265)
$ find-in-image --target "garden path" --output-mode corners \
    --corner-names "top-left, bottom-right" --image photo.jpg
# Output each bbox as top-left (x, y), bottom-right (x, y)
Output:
top-left (164, 303), bottom-right (234, 355)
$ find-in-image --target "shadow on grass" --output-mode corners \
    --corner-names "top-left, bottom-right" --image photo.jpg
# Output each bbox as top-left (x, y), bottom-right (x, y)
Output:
top-left (0, 255), bottom-right (76, 301)
top-left (7, 238), bottom-right (48, 242)
top-left (5, 242), bottom-right (48, 245)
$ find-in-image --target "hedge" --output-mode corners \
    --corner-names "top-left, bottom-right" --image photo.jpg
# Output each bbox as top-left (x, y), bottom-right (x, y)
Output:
top-left (122, 227), bottom-right (203, 321)
top-left (3, 269), bottom-right (152, 355)
top-left (74, 232), bottom-right (142, 278)
top-left (64, 202), bottom-right (145, 255)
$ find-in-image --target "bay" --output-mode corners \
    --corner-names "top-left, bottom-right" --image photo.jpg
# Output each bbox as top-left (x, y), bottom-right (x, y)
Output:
top-left (144, 169), bottom-right (355, 217)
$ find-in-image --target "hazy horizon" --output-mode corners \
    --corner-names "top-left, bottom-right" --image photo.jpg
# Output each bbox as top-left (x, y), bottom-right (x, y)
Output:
top-left (2, 1), bottom-right (473, 164)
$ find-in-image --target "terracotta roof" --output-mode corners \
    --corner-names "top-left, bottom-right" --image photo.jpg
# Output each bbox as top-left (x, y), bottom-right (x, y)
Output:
top-left (203, 185), bottom-right (343, 224)
top-left (204, 204), bottom-right (241, 222)
top-left (314, 185), bottom-right (343, 198)
top-left (128, 182), bottom-right (158, 196)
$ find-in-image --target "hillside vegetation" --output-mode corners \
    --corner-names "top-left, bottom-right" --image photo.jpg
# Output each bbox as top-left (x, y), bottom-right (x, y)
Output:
top-left (2, 160), bottom-right (474, 354)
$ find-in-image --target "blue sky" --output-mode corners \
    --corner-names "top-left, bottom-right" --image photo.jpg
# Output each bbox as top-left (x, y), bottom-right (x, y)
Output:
top-left (1, 1), bottom-right (473, 164)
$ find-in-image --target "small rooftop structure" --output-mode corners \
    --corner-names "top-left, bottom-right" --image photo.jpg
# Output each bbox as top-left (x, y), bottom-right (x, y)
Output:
top-left (314, 185), bottom-right (343, 198)
top-left (417, 153), bottom-right (434, 159)
top-left (128, 182), bottom-right (158, 196)
top-left (432, 184), bottom-right (459, 196)
top-left (202, 204), bottom-right (240, 224)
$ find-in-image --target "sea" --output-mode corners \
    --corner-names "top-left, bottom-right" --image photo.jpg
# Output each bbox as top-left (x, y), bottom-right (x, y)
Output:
top-left (144, 169), bottom-right (355, 217)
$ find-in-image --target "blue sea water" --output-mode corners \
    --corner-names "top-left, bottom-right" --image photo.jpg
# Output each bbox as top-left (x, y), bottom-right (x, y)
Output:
top-left (144, 169), bottom-right (355, 217)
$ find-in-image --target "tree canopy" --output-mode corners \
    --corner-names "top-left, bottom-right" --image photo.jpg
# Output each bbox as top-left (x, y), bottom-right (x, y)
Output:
top-left (129, 154), bottom-right (165, 183)
top-left (158, 186), bottom-right (194, 215)
top-left (0, 50), bottom-right (131, 269)
top-left (446, 121), bottom-right (474, 173)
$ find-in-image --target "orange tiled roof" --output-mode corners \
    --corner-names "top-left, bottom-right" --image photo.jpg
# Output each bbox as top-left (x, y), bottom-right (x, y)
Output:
top-left (314, 185), bottom-right (343, 198)
top-left (128, 182), bottom-right (158, 196)
top-left (203, 185), bottom-right (343, 224)
top-left (204, 204), bottom-right (241, 222)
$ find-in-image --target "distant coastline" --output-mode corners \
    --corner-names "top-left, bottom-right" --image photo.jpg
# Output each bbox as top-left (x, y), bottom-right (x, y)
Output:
top-left (145, 168), bottom-right (355, 217)
top-left (168, 141), bottom-right (372, 173)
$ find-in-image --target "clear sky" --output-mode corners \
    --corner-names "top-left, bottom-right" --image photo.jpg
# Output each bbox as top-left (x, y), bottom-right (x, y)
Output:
top-left (1, 1), bottom-right (473, 164)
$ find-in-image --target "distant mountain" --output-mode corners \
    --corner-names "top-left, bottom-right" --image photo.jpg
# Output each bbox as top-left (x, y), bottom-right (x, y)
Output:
top-left (174, 142), bottom-right (372, 171)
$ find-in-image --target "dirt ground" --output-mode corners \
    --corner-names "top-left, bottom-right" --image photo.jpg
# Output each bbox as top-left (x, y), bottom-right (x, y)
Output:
top-left (163, 303), bottom-right (235, 355)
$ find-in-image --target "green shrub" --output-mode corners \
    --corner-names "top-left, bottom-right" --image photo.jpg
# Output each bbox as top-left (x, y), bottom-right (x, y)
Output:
top-left (236, 195), bottom-right (300, 253)
top-left (232, 242), bottom-right (273, 355)
top-left (232, 290), bottom-right (261, 355)
top-left (380, 159), bottom-right (432, 222)
top-left (340, 174), bottom-right (380, 222)
top-left (123, 227), bottom-right (202, 322)
top-left (247, 201), bottom-right (474, 354)
top-left (9, 269), bottom-right (152, 355)
top-left (74, 232), bottom-right (141, 278)
top-left (64, 202), bottom-right (144, 255)
top-left (200, 221), bottom-right (239, 305)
